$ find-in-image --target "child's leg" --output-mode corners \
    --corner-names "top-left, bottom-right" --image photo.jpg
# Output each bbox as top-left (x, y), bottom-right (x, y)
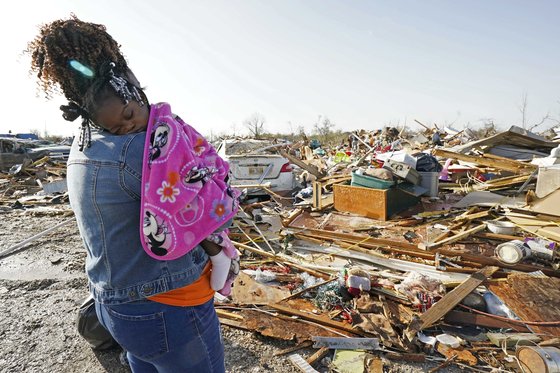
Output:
top-left (200, 240), bottom-right (231, 291)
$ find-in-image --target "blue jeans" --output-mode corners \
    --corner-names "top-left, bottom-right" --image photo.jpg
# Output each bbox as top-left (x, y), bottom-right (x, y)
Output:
top-left (95, 298), bottom-right (225, 373)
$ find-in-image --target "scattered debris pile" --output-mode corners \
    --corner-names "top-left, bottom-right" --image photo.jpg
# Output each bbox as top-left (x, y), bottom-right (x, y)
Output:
top-left (3, 123), bottom-right (560, 372)
top-left (0, 156), bottom-right (68, 211)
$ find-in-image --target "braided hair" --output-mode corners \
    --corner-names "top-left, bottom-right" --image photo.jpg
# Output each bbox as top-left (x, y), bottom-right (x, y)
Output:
top-left (26, 14), bottom-right (145, 149)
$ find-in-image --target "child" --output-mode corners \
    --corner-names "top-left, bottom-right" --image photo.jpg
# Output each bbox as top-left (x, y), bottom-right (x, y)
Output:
top-left (141, 100), bottom-right (240, 295)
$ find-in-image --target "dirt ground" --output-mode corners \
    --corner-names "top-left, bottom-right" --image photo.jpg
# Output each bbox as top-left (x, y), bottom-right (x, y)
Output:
top-left (0, 208), bottom-right (452, 373)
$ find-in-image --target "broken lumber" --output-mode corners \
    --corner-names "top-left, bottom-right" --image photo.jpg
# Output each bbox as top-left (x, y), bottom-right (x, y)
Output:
top-left (306, 347), bottom-right (330, 366)
top-left (418, 222), bottom-right (489, 250)
top-left (436, 344), bottom-right (477, 366)
top-left (404, 266), bottom-right (499, 340)
top-left (433, 148), bottom-right (536, 174)
top-left (487, 332), bottom-right (541, 347)
top-left (279, 150), bottom-right (325, 179)
top-left (294, 227), bottom-right (560, 277)
top-left (273, 341), bottom-right (314, 357)
top-left (270, 303), bottom-right (368, 337)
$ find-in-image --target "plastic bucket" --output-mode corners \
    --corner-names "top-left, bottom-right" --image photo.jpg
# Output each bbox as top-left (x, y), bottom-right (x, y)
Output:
top-left (418, 171), bottom-right (439, 197)
top-left (516, 346), bottom-right (560, 373)
top-left (495, 240), bottom-right (531, 264)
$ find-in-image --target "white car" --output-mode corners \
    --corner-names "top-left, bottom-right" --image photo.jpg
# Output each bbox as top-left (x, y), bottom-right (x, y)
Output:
top-left (215, 139), bottom-right (297, 195)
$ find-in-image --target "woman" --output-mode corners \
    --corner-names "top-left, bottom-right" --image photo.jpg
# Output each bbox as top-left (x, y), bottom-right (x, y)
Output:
top-left (27, 15), bottom-right (225, 372)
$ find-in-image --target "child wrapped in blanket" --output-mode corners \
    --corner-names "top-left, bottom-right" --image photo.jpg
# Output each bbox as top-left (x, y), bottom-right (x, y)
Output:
top-left (140, 102), bottom-right (240, 295)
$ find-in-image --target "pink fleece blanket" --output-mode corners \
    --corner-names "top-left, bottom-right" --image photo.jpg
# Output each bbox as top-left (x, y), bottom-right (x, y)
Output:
top-left (140, 102), bottom-right (239, 260)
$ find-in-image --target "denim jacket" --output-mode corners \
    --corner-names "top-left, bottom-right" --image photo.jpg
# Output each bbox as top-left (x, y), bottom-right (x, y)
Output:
top-left (67, 131), bottom-right (209, 305)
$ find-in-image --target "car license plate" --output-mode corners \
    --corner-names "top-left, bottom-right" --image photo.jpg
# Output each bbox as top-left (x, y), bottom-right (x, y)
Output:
top-left (248, 166), bottom-right (264, 175)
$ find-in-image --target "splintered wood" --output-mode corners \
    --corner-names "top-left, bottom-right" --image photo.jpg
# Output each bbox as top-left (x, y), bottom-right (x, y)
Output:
top-left (239, 310), bottom-right (351, 342)
top-left (488, 273), bottom-right (560, 337)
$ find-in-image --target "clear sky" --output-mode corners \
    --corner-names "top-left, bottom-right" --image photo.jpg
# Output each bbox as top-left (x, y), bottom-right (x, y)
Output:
top-left (1, 0), bottom-right (559, 138)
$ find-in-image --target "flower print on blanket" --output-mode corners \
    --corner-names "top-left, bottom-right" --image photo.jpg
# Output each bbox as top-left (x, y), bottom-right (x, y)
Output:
top-left (157, 180), bottom-right (180, 203)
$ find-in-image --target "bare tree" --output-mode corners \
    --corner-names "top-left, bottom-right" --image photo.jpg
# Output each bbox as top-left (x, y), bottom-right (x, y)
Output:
top-left (243, 113), bottom-right (266, 139)
top-left (518, 91), bottom-right (528, 129)
top-left (313, 116), bottom-right (335, 144)
top-left (518, 92), bottom-right (560, 132)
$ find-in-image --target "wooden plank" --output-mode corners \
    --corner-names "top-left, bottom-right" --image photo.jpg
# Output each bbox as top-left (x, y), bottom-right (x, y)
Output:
top-left (414, 119), bottom-right (432, 130)
top-left (283, 208), bottom-right (304, 226)
top-left (433, 148), bottom-right (536, 174)
top-left (418, 223), bottom-right (488, 250)
top-left (215, 309), bottom-right (244, 321)
top-left (474, 174), bottom-right (532, 191)
top-left (306, 347), bottom-right (330, 366)
top-left (280, 150), bottom-right (325, 178)
top-left (384, 352), bottom-right (425, 363)
top-left (293, 227), bottom-right (418, 251)
top-left (436, 344), bottom-right (477, 366)
top-left (474, 232), bottom-right (526, 241)
top-left (273, 341), bottom-right (313, 357)
top-left (270, 303), bottom-right (368, 337)
top-left (487, 332), bottom-right (541, 347)
top-left (455, 210), bottom-right (490, 221)
top-left (218, 317), bottom-right (250, 330)
top-left (405, 266), bottom-right (499, 340)
top-left (430, 221), bottom-right (466, 243)
top-left (318, 175), bottom-right (352, 188)
top-left (539, 338), bottom-right (560, 347)
top-left (444, 310), bottom-right (530, 332)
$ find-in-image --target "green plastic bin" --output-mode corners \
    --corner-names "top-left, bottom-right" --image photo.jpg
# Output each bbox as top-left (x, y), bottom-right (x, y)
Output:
top-left (351, 171), bottom-right (395, 189)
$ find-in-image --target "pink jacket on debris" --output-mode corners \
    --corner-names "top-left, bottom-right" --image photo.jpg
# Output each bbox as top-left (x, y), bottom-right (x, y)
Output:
top-left (140, 102), bottom-right (239, 261)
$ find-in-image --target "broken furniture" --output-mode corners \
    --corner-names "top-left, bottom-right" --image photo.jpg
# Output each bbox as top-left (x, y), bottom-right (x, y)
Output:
top-left (333, 183), bottom-right (421, 221)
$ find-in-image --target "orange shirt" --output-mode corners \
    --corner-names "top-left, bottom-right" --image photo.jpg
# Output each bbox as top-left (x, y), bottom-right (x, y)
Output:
top-left (149, 263), bottom-right (214, 306)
